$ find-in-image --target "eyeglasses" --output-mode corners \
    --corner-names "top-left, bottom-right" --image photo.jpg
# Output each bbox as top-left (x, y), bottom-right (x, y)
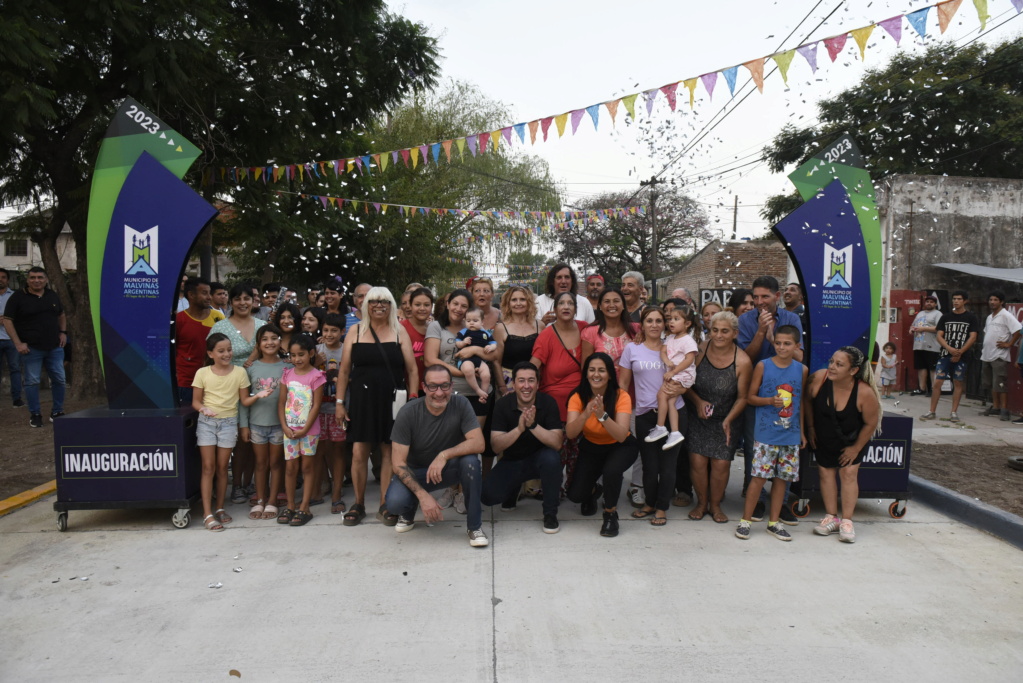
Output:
top-left (424, 382), bottom-right (452, 392)
top-left (368, 299), bottom-right (391, 306)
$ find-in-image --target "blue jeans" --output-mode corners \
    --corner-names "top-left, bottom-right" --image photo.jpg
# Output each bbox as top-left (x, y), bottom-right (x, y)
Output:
top-left (481, 447), bottom-right (562, 516)
top-left (385, 455), bottom-right (483, 530)
top-left (0, 339), bottom-right (22, 401)
top-left (23, 346), bottom-right (65, 415)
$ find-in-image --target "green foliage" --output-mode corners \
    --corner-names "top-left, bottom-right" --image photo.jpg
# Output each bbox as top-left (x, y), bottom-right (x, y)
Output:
top-left (762, 39), bottom-right (1023, 210)
top-left (223, 81), bottom-right (562, 294)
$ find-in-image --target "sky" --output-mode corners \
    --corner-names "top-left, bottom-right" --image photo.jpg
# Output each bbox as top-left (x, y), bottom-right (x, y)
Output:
top-left (388, 0), bottom-right (1022, 244)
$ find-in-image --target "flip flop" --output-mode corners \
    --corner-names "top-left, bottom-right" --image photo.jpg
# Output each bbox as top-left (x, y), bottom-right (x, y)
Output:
top-left (262, 504), bottom-right (279, 520)
top-left (631, 508), bottom-right (656, 519)
top-left (277, 508), bottom-right (295, 525)
top-left (343, 503), bottom-right (366, 527)
top-left (687, 508), bottom-right (707, 521)
top-left (214, 508), bottom-right (233, 524)
top-left (203, 514), bottom-right (224, 532)
top-left (651, 515), bottom-right (667, 526)
top-left (331, 500), bottom-right (347, 514)
top-left (290, 510), bottom-right (313, 526)
top-left (711, 510), bottom-right (729, 524)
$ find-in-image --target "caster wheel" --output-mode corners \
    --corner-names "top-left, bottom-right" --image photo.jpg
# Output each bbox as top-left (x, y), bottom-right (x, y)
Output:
top-left (792, 501), bottom-right (810, 518)
top-left (172, 510), bottom-right (191, 529)
top-left (57, 512), bottom-right (68, 532)
top-left (889, 501), bottom-right (907, 519)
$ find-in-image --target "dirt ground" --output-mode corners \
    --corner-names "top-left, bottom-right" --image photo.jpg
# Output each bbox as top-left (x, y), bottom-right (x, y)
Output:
top-left (2, 392), bottom-right (1023, 518)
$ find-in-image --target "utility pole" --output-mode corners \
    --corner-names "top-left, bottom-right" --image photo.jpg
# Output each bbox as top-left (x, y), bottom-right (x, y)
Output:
top-left (732, 195), bottom-right (739, 240)
top-left (640, 176), bottom-right (662, 280)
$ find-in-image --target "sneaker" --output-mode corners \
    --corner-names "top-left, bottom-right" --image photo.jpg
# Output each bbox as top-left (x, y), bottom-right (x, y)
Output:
top-left (628, 486), bottom-right (645, 508)
top-left (29, 413), bottom-right (43, 428)
top-left (436, 486), bottom-right (456, 509)
top-left (663, 431), bottom-right (684, 450)
top-left (751, 500), bottom-right (766, 522)
top-left (814, 514), bottom-right (840, 536)
top-left (766, 522), bottom-right (792, 541)
top-left (467, 528), bottom-right (489, 547)
top-left (49, 411), bottom-right (65, 422)
top-left (735, 519), bottom-right (751, 540)
top-left (231, 487), bottom-right (247, 504)
top-left (13, 398), bottom-right (24, 408)
top-left (919, 412), bottom-right (936, 421)
top-left (1000, 411), bottom-right (1011, 422)
top-left (839, 519), bottom-right (856, 543)
top-left (542, 513), bottom-right (560, 534)
top-left (644, 425), bottom-right (669, 443)
top-left (909, 389), bottom-right (924, 396)
top-left (1013, 416), bottom-right (1023, 425)
top-left (395, 516), bottom-right (415, 533)
top-left (979, 406), bottom-right (999, 416)
top-left (453, 491), bottom-right (466, 515)
top-left (581, 484), bottom-right (603, 517)
top-left (778, 505), bottom-right (799, 526)
top-left (949, 412), bottom-right (961, 423)
top-left (600, 510), bottom-right (619, 537)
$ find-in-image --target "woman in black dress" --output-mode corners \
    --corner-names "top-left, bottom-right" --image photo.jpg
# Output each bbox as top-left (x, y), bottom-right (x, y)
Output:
top-left (335, 287), bottom-right (419, 526)
top-left (493, 286), bottom-right (541, 395)
top-left (804, 346), bottom-right (881, 543)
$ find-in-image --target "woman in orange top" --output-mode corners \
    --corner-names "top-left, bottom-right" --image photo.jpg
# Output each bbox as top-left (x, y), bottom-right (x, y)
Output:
top-left (565, 352), bottom-right (638, 537)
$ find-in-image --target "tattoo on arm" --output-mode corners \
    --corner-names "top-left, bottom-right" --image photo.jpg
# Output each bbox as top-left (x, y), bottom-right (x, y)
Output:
top-left (397, 465), bottom-right (424, 496)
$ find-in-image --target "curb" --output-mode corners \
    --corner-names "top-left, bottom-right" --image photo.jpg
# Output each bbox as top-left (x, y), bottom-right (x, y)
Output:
top-left (910, 474), bottom-right (1023, 551)
top-left (0, 480), bottom-right (56, 518)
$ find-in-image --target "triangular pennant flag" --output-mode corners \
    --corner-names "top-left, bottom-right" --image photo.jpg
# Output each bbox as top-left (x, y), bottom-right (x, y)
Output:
top-left (350, 201), bottom-right (359, 212)
top-left (700, 72), bottom-right (718, 100)
top-left (372, 203), bottom-right (381, 213)
top-left (442, 139), bottom-right (453, 162)
top-left (570, 109), bottom-right (585, 134)
top-left (431, 143), bottom-right (441, 164)
top-left (662, 82), bottom-right (680, 111)
top-left (361, 155), bottom-right (371, 173)
top-left (554, 113), bottom-right (569, 137)
top-left (772, 50), bottom-right (795, 84)
top-left (379, 153), bottom-right (389, 173)
top-left (391, 151), bottom-right (399, 167)
top-left (585, 104), bottom-right (600, 129)
top-left (381, 204), bottom-right (389, 214)
top-left (399, 149), bottom-right (411, 167)
top-left (722, 66), bottom-right (738, 95)
top-left (621, 93), bottom-right (638, 119)
top-left (527, 120), bottom-right (539, 144)
top-left (501, 127), bottom-right (512, 146)
top-left (824, 34), bottom-right (847, 61)
top-left (418, 145), bottom-right (428, 166)
top-left (346, 160), bottom-right (355, 173)
top-left (743, 58), bottom-right (765, 92)
top-left (878, 16), bottom-right (903, 44)
top-left (353, 157), bottom-right (363, 173)
top-left (850, 25), bottom-right (875, 59)
top-left (1013, 0), bottom-right (1023, 13)
top-left (371, 154), bottom-right (381, 171)
top-left (937, 0), bottom-right (963, 33)
top-left (797, 42), bottom-right (819, 73)
top-left (254, 167), bottom-right (262, 181)
top-left (605, 99), bottom-right (621, 125)
top-left (514, 123), bottom-right (526, 143)
top-left (319, 196), bottom-right (328, 209)
top-left (643, 89), bottom-right (657, 116)
top-left (540, 116), bottom-right (553, 141)
top-left (972, 0), bottom-right (989, 30)
top-left (332, 160), bottom-right (340, 176)
top-left (328, 197), bottom-right (337, 207)
top-left (907, 7), bottom-right (930, 37)
top-left (455, 137), bottom-right (466, 159)
top-left (478, 132), bottom-right (490, 153)
top-left (297, 164), bottom-right (304, 182)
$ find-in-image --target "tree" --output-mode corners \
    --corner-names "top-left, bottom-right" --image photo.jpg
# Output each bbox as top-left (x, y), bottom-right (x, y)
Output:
top-left (221, 81), bottom-right (562, 294)
top-left (760, 39), bottom-right (1023, 223)
top-left (555, 187), bottom-right (712, 282)
top-left (0, 1), bottom-right (439, 396)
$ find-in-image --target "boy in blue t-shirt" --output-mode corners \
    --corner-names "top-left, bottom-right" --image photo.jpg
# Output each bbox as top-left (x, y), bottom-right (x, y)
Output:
top-left (736, 325), bottom-right (808, 542)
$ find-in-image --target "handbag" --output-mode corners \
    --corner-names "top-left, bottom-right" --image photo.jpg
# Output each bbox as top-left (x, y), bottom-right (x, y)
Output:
top-left (367, 325), bottom-right (408, 419)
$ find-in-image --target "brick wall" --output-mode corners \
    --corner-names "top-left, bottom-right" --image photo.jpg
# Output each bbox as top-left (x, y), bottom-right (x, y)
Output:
top-left (663, 239), bottom-right (790, 296)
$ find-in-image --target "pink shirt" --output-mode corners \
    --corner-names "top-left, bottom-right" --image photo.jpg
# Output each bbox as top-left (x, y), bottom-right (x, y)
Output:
top-left (281, 367), bottom-right (326, 434)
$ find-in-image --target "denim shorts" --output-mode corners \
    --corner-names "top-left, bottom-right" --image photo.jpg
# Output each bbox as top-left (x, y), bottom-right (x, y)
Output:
top-left (935, 355), bottom-right (968, 382)
top-left (197, 414), bottom-right (238, 448)
top-left (249, 423), bottom-right (284, 445)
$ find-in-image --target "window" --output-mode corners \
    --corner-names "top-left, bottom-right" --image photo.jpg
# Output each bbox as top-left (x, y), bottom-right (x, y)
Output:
top-left (5, 239), bottom-right (28, 257)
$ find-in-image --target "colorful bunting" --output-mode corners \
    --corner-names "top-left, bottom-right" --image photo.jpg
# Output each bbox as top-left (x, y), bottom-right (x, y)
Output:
top-left (700, 72), bottom-right (718, 99)
top-left (907, 7), bottom-right (931, 37)
top-left (850, 25), bottom-right (875, 60)
top-left (937, 0), bottom-right (964, 33)
top-left (743, 58), bottom-right (765, 93)
top-left (772, 50), bottom-right (795, 85)
top-left (797, 42), bottom-right (819, 73)
top-left (973, 0), bottom-right (990, 29)
top-left (878, 16), bottom-right (903, 44)
top-left (722, 66), bottom-right (738, 96)
top-left (824, 34), bottom-right (848, 61)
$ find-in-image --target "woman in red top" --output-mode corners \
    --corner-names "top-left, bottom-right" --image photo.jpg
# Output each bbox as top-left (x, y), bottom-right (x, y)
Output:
top-left (581, 286), bottom-right (638, 378)
top-left (399, 287), bottom-right (433, 393)
top-left (531, 291), bottom-right (587, 486)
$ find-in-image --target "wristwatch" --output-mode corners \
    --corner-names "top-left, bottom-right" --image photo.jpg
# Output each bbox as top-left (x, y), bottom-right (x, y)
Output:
top-left (597, 412), bottom-right (609, 422)
top-left (527, 421), bottom-right (538, 430)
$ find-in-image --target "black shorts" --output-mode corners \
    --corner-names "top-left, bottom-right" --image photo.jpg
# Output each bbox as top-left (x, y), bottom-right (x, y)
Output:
top-left (913, 350), bottom-right (939, 371)
top-left (814, 446), bottom-right (865, 469)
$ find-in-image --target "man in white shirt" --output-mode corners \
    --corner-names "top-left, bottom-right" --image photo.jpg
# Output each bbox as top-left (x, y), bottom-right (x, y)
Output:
top-left (979, 290), bottom-right (1021, 421)
top-left (535, 263), bottom-right (594, 325)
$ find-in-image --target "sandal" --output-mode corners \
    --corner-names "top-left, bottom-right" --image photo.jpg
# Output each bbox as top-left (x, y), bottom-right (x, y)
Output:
top-left (343, 503), bottom-right (366, 527)
top-left (711, 509), bottom-right (729, 524)
top-left (331, 500), bottom-right (347, 515)
top-left (688, 507), bottom-right (707, 521)
top-left (262, 504), bottom-right (279, 520)
top-left (290, 510), bottom-right (313, 526)
top-left (631, 508), bottom-right (656, 519)
top-left (214, 508), bottom-right (233, 524)
top-left (203, 514), bottom-right (224, 532)
top-left (377, 504), bottom-right (398, 527)
top-left (309, 498), bottom-right (325, 507)
top-left (249, 501), bottom-right (265, 520)
top-left (277, 508), bottom-right (295, 525)
top-left (651, 515), bottom-right (667, 527)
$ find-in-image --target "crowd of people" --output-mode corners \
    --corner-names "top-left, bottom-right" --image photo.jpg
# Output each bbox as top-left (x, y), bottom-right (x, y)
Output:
top-left (164, 265), bottom-right (892, 548)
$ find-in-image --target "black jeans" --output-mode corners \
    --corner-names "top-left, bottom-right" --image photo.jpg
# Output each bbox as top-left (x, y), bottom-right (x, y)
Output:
top-left (481, 447), bottom-right (562, 516)
top-left (567, 435), bottom-right (639, 509)
top-left (636, 411), bottom-right (682, 510)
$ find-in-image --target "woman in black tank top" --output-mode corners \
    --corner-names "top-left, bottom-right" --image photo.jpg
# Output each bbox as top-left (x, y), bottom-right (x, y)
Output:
top-left (805, 346), bottom-right (881, 543)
